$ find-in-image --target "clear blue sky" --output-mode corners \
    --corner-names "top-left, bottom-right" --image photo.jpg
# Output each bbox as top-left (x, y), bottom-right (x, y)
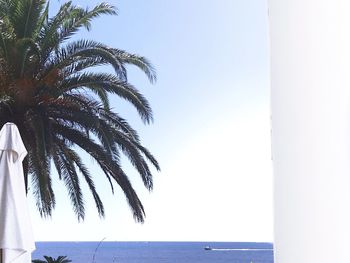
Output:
top-left (28, 0), bottom-right (272, 242)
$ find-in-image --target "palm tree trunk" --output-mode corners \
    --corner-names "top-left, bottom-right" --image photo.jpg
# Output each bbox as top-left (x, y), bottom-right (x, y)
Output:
top-left (269, 1), bottom-right (350, 262)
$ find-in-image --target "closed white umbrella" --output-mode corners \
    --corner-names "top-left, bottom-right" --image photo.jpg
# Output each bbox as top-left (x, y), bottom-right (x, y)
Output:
top-left (0, 123), bottom-right (35, 263)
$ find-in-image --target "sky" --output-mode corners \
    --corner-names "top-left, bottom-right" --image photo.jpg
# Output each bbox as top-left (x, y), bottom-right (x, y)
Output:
top-left (28, 0), bottom-right (273, 242)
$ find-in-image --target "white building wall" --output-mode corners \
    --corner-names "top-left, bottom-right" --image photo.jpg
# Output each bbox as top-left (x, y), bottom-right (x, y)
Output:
top-left (269, 1), bottom-right (350, 262)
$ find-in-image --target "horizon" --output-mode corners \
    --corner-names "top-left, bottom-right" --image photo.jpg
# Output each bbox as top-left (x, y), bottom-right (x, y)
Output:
top-left (34, 241), bottom-right (273, 243)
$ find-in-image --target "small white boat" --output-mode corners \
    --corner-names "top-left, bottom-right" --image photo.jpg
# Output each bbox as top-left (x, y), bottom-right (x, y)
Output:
top-left (204, 246), bottom-right (212, 250)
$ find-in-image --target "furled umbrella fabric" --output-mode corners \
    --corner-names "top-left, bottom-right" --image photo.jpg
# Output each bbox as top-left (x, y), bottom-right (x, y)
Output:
top-left (0, 123), bottom-right (35, 263)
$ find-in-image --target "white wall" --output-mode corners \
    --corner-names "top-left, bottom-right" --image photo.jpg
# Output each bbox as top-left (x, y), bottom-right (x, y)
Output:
top-left (269, 1), bottom-right (350, 262)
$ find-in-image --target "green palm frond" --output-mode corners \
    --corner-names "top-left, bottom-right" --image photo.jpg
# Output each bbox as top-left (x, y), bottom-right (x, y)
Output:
top-left (25, 111), bottom-right (55, 216)
top-left (15, 37), bottom-right (41, 76)
top-left (59, 72), bottom-right (153, 123)
top-left (111, 48), bottom-right (157, 83)
top-left (33, 255), bottom-right (72, 263)
top-left (54, 143), bottom-right (85, 220)
top-left (43, 40), bottom-right (129, 80)
top-left (65, 147), bottom-right (105, 217)
top-left (39, 2), bottom-right (116, 61)
top-left (0, 0), bottom-right (158, 222)
top-left (53, 123), bottom-right (145, 222)
top-left (33, 0), bottom-right (49, 37)
top-left (0, 0), bottom-right (46, 38)
top-left (0, 33), bottom-right (11, 62)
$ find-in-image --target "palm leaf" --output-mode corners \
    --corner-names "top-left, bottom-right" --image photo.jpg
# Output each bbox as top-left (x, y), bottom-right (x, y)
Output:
top-left (53, 123), bottom-right (146, 222)
top-left (54, 143), bottom-right (85, 220)
top-left (0, 0), bottom-right (159, 222)
top-left (59, 73), bottom-right (153, 123)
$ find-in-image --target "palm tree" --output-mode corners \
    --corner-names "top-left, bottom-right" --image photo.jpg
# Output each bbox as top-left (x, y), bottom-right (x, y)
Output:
top-left (0, 0), bottom-right (160, 222)
top-left (32, 255), bottom-right (72, 263)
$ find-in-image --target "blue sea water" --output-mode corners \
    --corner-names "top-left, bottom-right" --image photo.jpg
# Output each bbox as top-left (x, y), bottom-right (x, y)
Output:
top-left (32, 242), bottom-right (274, 263)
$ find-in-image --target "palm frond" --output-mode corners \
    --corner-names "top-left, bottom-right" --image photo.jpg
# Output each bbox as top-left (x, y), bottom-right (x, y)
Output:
top-left (47, 99), bottom-right (118, 156)
top-left (111, 49), bottom-right (157, 83)
top-left (4, 0), bottom-right (46, 38)
top-left (53, 123), bottom-right (146, 222)
top-left (0, 0), bottom-right (159, 222)
top-left (39, 2), bottom-right (117, 62)
top-left (25, 113), bottom-right (55, 217)
top-left (15, 37), bottom-right (41, 76)
top-left (99, 110), bottom-right (140, 142)
top-left (54, 141), bottom-right (105, 217)
top-left (43, 40), bottom-right (127, 80)
top-left (33, 0), bottom-right (49, 38)
top-left (54, 142), bottom-right (85, 220)
top-left (59, 73), bottom-right (153, 123)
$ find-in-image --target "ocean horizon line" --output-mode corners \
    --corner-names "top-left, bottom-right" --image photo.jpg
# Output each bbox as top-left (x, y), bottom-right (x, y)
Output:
top-left (34, 240), bottom-right (274, 244)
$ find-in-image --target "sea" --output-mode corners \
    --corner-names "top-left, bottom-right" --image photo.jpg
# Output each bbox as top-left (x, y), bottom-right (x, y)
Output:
top-left (32, 242), bottom-right (274, 263)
